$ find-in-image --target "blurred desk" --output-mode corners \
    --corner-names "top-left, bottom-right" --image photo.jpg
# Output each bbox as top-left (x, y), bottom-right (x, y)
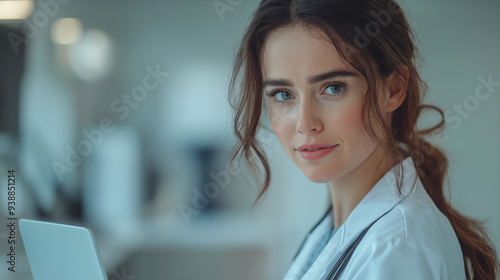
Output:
top-left (1, 210), bottom-right (281, 280)
top-left (120, 210), bottom-right (278, 280)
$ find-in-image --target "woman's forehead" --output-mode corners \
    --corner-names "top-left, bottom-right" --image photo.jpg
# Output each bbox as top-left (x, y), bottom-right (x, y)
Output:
top-left (261, 25), bottom-right (355, 81)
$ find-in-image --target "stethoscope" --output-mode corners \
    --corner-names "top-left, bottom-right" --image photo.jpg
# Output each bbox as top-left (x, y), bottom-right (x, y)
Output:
top-left (292, 203), bottom-right (400, 280)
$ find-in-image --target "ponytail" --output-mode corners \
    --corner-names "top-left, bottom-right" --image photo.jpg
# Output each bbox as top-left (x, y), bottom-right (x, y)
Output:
top-left (404, 106), bottom-right (500, 280)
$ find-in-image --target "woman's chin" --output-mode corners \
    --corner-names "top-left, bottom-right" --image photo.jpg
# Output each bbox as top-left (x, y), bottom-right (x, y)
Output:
top-left (302, 169), bottom-right (339, 184)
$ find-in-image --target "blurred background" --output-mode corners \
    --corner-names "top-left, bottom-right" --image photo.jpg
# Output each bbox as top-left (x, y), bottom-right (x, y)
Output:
top-left (0, 0), bottom-right (499, 279)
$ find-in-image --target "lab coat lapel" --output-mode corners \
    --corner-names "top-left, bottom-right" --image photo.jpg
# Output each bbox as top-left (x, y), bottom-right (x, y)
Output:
top-left (284, 205), bottom-right (334, 279)
top-left (298, 156), bottom-right (418, 279)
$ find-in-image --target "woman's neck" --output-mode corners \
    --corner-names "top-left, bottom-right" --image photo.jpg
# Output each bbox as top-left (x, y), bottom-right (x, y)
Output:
top-left (327, 146), bottom-right (395, 230)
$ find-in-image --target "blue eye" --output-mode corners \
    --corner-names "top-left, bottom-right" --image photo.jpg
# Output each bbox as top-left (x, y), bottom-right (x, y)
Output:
top-left (275, 91), bottom-right (294, 101)
top-left (265, 89), bottom-right (294, 102)
top-left (265, 82), bottom-right (346, 103)
top-left (325, 83), bottom-right (345, 96)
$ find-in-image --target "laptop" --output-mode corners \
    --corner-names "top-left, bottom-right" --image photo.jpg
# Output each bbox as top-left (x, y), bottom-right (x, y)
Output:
top-left (19, 219), bottom-right (108, 280)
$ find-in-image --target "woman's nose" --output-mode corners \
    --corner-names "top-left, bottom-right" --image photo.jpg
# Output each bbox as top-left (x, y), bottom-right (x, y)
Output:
top-left (296, 100), bottom-right (323, 134)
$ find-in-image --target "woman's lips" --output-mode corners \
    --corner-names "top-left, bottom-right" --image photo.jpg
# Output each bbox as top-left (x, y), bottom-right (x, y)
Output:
top-left (298, 145), bottom-right (338, 160)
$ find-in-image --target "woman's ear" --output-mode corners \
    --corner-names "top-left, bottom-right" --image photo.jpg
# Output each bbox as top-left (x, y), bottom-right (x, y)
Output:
top-left (384, 67), bottom-right (409, 112)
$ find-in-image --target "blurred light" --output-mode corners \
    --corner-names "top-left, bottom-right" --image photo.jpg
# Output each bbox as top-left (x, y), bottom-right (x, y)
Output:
top-left (69, 29), bottom-right (114, 82)
top-left (51, 18), bottom-right (83, 45)
top-left (0, 0), bottom-right (34, 19)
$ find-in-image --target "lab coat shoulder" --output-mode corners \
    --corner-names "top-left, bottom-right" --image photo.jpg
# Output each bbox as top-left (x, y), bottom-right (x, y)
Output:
top-left (343, 235), bottom-right (445, 280)
top-left (339, 196), bottom-right (466, 280)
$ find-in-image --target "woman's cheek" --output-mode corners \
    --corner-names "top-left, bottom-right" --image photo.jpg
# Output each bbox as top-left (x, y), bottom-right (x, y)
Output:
top-left (334, 101), bottom-right (374, 153)
top-left (269, 113), bottom-right (285, 135)
top-left (269, 108), bottom-right (294, 135)
top-left (336, 103), bottom-right (364, 136)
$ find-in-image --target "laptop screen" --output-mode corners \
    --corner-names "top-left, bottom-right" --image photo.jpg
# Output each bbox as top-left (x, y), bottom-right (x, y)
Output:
top-left (19, 219), bottom-right (108, 280)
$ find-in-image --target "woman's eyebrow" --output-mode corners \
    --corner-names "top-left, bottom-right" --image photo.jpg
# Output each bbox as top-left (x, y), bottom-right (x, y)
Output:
top-left (263, 69), bottom-right (359, 88)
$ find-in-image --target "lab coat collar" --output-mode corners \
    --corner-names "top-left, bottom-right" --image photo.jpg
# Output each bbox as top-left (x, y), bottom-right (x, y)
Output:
top-left (289, 155), bottom-right (422, 279)
top-left (336, 155), bottom-right (419, 250)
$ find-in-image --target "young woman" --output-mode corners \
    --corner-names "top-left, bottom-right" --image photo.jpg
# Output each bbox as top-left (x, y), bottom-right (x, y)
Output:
top-left (227, 0), bottom-right (499, 279)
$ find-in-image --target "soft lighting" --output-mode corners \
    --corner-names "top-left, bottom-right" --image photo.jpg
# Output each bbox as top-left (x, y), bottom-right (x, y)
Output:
top-left (51, 18), bottom-right (83, 45)
top-left (0, 0), bottom-right (34, 20)
top-left (69, 29), bottom-right (114, 82)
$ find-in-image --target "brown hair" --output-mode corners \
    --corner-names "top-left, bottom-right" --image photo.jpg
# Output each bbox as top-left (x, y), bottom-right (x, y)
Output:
top-left (227, 0), bottom-right (499, 278)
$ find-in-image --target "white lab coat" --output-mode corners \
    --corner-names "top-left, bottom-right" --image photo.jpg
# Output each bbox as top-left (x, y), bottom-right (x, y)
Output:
top-left (283, 156), bottom-right (466, 280)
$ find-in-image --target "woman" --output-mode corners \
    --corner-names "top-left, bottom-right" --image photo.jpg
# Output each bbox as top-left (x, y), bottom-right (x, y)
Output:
top-left (227, 0), bottom-right (499, 279)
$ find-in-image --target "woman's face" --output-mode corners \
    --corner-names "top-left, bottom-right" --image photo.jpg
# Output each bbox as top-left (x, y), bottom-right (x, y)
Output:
top-left (261, 26), bottom-right (384, 184)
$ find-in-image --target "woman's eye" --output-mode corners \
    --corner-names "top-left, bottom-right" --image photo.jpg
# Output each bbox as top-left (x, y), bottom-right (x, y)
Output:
top-left (275, 91), bottom-right (294, 101)
top-left (325, 84), bottom-right (345, 96)
top-left (267, 83), bottom-right (346, 102)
